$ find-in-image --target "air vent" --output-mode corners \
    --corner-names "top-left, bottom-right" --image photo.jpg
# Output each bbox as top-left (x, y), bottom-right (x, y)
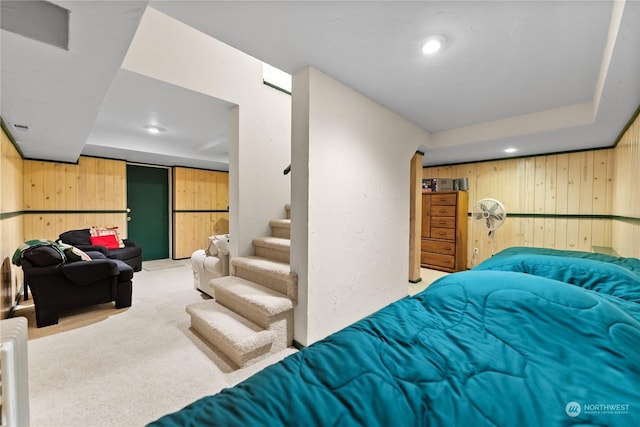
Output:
top-left (1, 1), bottom-right (69, 50)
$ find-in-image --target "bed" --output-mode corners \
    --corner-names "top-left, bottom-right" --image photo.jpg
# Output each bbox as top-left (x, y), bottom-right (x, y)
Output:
top-left (150, 248), bottom-right (640, 426)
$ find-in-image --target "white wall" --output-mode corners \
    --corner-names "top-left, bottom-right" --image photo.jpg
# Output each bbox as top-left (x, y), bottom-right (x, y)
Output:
top-left (120, 7), bottom-right (291, 258)
top-left (291, 67), bottom-right (430, 345)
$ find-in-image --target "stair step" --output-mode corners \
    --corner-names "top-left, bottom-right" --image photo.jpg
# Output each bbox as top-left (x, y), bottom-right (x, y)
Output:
top-left (213, 276), bottom-right (293, 350)
top-left (269, 219), bottom-right (290, 239)
top-left (253, 236), bottom-right (290, 262)
top-left (186, 301), bottom-right (275, 368)
top-left (231, 256), bottom-right (297, 302)
top-left (214, 276), bottom-right (293, 318)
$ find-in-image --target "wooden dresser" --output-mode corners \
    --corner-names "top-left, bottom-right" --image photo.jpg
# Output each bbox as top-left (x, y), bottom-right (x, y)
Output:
top-left (421, 191), bottom-right (468, 272)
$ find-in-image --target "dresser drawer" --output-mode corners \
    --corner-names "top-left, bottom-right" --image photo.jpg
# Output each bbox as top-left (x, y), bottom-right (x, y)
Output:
top-left (431, 205), bottom-right (455, 216)
top-left (431, 216), bottom-right (455, 228)
top-left (430, 227), bottom-right (455, 240)
top-left (421, 239), bottom-right (455, 255)
top-left (430, 193), bottom-right (457, 206)
top-left (421, 252), bottom-right (455, 270)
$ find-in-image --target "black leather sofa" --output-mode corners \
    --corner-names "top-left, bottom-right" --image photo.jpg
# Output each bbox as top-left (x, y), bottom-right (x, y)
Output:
top-left (58, 229), bottom-right (142, 272)
top-left (19, 246), bottom-right (133, 327)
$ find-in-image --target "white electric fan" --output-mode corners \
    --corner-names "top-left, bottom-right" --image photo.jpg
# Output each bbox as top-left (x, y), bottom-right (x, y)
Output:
top-left (472, 198), bottom-right (507, 255)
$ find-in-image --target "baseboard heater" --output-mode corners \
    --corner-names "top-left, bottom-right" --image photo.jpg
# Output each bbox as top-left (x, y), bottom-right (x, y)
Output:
top-left (1, 317), bottom-right (29, 427)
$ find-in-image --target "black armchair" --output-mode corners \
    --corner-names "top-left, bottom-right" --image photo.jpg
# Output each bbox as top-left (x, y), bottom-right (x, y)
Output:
top-left (19, 245), bottom-right (133, 327)
top-left (58, 228), bottom-right (142, 272)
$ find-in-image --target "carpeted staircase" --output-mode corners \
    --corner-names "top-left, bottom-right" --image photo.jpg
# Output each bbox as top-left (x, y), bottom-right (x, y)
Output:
top-left (187, 205), bottom-right (296, 368)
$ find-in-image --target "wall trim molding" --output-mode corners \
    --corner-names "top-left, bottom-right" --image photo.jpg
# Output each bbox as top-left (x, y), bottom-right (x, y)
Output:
top-left (173, 210), bottom-right (229, 213)
top-left (466, 212), bottom-right (640, 223)
top-left (1, 210), bottom-right (128, 218)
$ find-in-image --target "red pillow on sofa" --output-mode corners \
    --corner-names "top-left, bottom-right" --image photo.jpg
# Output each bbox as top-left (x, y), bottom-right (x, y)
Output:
top-left (90, 234), bottom-right (120, 250)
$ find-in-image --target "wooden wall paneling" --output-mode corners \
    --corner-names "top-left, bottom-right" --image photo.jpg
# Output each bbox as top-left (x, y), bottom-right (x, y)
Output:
top-left (173, 168), bottom-right (230, 259)
top-left (174, 168), bottom-right (186, 210)
top-left (476, 161), bottom-right (496, 201)
top-left (543, 218), bottom-right (556, 248)
top-left (555, 154), bottom-right (569, 214)
top-left (172, 211), bottom-right (232, 259)
top-left (424, 125), bottom-right (638, 263)
top-left (613, 114), bottom-right (639, 217)
top-left (578, 219), bottom-right (592, 252)
top-left (566, 153), bottom-right (582, 214)
top-left (501, 160), bottom-right (517, 215)
top-left (42, 162), bottom-right (54, 210)
top-left (533, 156), bottom-right (546, 214)
top-left (544, 156), bottom-right (557, 213)
top-left (580, 151), bottom-right (595, 214)
top-left (25, 161), bottom-right (43, 209)
top-left (84, 157), bottom-right (98, 210)
top-left (53, 162), bottom-right (65, 210)
top-left (173, 212), bottom-right (191, 259)
top-left (565, 218), bottom-right (580, 250)
top-left (611, 113), bottom-right (639, 257)
top-left (590, 218), bottom-right (611, 248)
top-left (1, 127), bottom-right (24, 318)
top-left (217, 172), bottom-right (229, 210)
top-left (99, 160), bottom-right (109, 210)
top-left (604, 149), bottom-right (615, 215)
top-left (555, 218), bottom-right (568, 250)
top-left (111, 159), bottom-right (126, 210)
top-left (532, 217), bottom-right (545, 248)
top-left (215, 212), bottom-right (229, 235)
top-left (65, 163), bottom-right (78, 210)
top-left (76, 158), bottom-right (87, 207)
top-left (192, 169), bottom-right (203, 210)
top-left (189, 168), bottom-right (198, 210)
top-left (592, 150), bottom-right (609, 214)
top-left (175, 212), bottom-right (198, 259)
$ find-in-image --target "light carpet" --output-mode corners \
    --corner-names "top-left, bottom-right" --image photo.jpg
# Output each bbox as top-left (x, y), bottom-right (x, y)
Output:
top-left (141, 259), bottom-right (185, 271)
top-left (408, 268), bottom-right (450, 296)
top-left (22, 259), bottom-right (297, 427)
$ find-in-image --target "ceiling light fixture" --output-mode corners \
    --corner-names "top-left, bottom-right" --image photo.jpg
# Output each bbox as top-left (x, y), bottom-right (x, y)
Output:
top-left (145, 125), bottom-right (165, 134)
top-left (504, 148), bottom-right (517, 153)
top-left (422, 34), bottom-right (448, 55)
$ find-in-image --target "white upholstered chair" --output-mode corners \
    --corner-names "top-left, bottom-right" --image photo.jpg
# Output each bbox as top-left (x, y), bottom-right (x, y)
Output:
top-left (191, 234), bottom-right (229, 297)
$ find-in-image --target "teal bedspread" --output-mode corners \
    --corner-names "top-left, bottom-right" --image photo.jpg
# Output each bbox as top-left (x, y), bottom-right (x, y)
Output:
top-left (151, 251), bottom-right (640, 426)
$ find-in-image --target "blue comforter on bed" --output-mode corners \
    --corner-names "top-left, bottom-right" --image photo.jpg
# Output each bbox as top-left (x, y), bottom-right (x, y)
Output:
top-left (151, 256), bottom-right (640, 426)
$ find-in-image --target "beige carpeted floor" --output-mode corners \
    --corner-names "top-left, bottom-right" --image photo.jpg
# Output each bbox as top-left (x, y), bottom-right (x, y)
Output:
top-left (409, 268), bottom-right (450, 295)
top-left (17, 261), bottom-right (448, 426)
top-left (18, 260), bottom-right (297, 427)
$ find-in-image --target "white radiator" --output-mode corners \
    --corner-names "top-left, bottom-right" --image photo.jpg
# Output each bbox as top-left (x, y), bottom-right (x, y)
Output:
top-left (0, 317), bottom-right (29, 427)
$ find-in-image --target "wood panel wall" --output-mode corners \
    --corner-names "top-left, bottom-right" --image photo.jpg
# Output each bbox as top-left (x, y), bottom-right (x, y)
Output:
top-left (1, 126), bottom-right (24, 318)
top-left (173, 167), bottom-right (229, 259)
top-left (22, 156), bottom-right (128, 241)
top-left (612, 112), bottom-right (640, 256)
top-left (423, 149), bottom-right (621, 266)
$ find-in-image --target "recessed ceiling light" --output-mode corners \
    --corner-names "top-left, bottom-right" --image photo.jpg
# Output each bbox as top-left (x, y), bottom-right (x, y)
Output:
top-left (422, 34), bottom-right (448, 55)
top-left (145, 125), bottom-right (165, 134)
top-left (504, 148), bottom-right (517, 153)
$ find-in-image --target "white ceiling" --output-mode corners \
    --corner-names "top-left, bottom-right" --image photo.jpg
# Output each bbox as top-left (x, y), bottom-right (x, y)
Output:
top-left (2, 1), bottom-right (639, 170)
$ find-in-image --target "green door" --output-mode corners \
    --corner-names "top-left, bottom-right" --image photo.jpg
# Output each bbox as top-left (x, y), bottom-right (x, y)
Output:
top-left (126, 165), bottom-right (169, 260)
